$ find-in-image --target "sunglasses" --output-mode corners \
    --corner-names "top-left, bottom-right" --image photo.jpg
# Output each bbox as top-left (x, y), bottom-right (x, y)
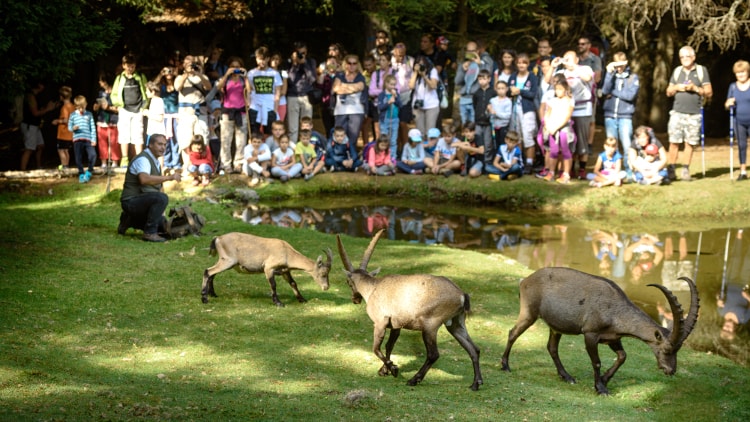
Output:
top-left (347, 61), bottom-right (358, 65)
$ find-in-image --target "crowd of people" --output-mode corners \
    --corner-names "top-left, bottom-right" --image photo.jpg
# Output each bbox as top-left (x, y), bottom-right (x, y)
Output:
top-left (18, 33), bottom-right (750, 190)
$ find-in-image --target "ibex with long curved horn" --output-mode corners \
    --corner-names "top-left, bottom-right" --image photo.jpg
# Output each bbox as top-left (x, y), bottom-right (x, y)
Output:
top-left (203, 232), bottom-right (333, 307)
top-left (336, 230), bottom-right (483, 390)
top-left (501, 267), bottom-right (699, 395)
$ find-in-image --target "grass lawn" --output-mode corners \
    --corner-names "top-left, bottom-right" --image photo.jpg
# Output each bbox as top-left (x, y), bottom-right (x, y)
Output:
top-left (0, 173), bottom-right (748, 421)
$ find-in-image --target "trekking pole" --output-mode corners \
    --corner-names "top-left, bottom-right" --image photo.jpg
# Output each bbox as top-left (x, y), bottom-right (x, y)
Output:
top-left (700, 104), bottom-right (705, 177)
top-left (730, 106), bottom-right (735, 181)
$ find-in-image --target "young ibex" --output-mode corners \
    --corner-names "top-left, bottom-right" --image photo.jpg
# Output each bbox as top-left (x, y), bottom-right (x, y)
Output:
top-left (501, 267), bottom-right (699, 395)
top-left (336, 230), bottom-right (483, 390)
top-left (202, 232), bottom-right (333, 307)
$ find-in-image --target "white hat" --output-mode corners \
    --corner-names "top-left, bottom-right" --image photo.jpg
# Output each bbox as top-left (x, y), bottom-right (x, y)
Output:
top-left (408, 128), bottom-right (423, 142)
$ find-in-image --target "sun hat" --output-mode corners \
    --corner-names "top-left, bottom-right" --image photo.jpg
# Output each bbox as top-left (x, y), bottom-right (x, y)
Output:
top-left (427, 127), bottom-right (441, 138)
top-left (408, 128), bottom-right (423, 142)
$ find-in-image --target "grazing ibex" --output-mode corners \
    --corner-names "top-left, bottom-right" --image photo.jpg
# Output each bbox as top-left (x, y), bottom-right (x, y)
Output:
top-left (501, 267), bottom-right (699, 395)
top-left (336, 230), bottom-right (483, 390)
top-left (202, 232), bottom-right (333, 307)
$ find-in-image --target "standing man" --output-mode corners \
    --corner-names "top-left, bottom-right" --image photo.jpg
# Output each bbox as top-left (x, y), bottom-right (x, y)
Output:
top-left (20, 81), bottom-right (56, 170)
top-left (666, 45), bottom-right (712, 181)
top-left (111, 54), bottom-right (149, 167)
top-left (601, 51), bottom-right (639, 175)
top-left (577, 36), bottom-right (602, 175)
top-left (532, 37), bottom-right (554, 78)
top-left (286, 41), bottom-right (317, 144)
top-left (118, 134), bottom-right (181, 242)
top-left (554, 51), bottom-right (595, 181)
top-left (370, 30), bottom-right (392, 62)
top-left (455, 40), bottom-right (494, 125)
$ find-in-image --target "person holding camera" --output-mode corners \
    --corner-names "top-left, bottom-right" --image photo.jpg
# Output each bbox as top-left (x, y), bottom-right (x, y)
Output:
top-left (247, 46), bottom-right (282, 136)
top-left (287, 42), bottom-right (318, 144)
top-left (455, 40), bottom-right (494, 125)
top-left (174, 55), bottom-right (211, 173)
top-left (409, 56), bottom-right (441, 141)
top-left (602, 51), bottom-right (639, 174)
top-left (216, 56), bottom-right (250, 173)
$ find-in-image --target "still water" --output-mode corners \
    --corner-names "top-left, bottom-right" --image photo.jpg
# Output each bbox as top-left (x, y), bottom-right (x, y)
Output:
top-left (235, 203), bottom-right (750, 365)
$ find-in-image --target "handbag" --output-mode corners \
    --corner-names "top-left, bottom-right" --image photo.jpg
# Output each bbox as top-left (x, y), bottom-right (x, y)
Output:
top-left (307, 87), bottom-right (323, 105)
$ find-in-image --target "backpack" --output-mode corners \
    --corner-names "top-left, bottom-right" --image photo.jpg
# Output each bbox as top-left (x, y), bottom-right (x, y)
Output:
top-left (672, 65), bottom-right (706, 86)
top-left (165, 205), bottom-right (206, 238)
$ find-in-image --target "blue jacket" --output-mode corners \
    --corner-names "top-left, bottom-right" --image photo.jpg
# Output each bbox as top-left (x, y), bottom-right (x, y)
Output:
top-left (601, 68), bottom-right (639, 119)
top-left (326, 137), bottom-right (358, 164)
top-left (507, 72), bottom-right (539, 114)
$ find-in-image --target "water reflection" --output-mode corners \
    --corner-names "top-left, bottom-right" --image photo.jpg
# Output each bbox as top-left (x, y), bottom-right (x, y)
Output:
top-left (236, 205), bottom-right (750, 365)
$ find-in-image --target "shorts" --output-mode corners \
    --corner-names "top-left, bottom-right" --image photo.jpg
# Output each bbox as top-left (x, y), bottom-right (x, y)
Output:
top-left (57, 140), bottom-right (73, 150)
top-left (668, 111), bottom-right (702, 146)
top-left (21, 123), bottom-right (44, 150)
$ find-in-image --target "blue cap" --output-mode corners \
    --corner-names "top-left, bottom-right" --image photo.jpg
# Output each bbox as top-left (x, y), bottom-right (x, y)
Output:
top-left (427, 128), bottom-right (441, 138)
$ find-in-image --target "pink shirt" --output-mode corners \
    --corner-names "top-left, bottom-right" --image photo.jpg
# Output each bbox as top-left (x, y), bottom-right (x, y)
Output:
top-left (223, 78), bottom-right (246, 109)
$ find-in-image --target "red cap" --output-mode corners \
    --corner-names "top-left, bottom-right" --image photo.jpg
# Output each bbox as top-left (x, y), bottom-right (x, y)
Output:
top-left (436, 36), bottom-right (449, 45)
top-left (645, 144), bottom-right (659, 156)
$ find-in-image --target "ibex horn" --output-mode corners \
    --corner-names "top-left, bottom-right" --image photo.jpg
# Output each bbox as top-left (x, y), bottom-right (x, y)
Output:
top-left (360, 229), bottom-right (385, 271)
top-left (336, 235), bottom-right (354, 272)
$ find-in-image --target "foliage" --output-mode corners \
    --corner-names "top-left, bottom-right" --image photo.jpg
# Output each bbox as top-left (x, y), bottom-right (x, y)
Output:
top-left (0, 178), bottom-right (749, 420)
top-left (0, 0), bottom-right (121, 104)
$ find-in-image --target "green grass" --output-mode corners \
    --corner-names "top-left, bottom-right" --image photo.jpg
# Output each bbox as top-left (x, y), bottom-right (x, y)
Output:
top-left (0, 178), bottom-right (748, 421)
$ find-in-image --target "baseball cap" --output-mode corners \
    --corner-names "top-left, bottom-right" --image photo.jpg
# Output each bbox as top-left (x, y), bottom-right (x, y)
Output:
top-left (645, 144), bottom-right (659, 156)
top-left (427, 128), bottom-right (441, 138)
top-left (436, 36), bottom-right (449, 45)
top-left (408, 128), bottom-right (423, 142)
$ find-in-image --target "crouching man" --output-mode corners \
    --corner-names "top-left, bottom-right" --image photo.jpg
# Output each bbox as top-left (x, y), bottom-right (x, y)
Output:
top-left (118, 134), bottom-right (182, 242)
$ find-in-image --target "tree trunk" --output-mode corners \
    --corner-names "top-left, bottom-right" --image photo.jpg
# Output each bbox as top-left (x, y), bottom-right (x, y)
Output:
top-left (633, 19), bottom-right (678, 132)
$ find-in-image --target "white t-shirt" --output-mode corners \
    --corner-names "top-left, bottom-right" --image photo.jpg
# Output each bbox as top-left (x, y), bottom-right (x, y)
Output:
top-left (145, 97), bottom-right (166, 136)
top-left (413, 68), bottom-right (440, 110)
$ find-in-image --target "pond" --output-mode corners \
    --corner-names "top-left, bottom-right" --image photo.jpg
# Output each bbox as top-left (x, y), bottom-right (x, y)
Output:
top-left (235, 202), bottom-right (750, 366)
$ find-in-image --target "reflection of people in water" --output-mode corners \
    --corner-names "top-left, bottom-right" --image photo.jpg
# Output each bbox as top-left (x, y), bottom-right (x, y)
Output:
top-left (660, 232), bottom-right (693, 291)
top-left (719, 229), bottom-right (750, 341)
top-left (624, 233), bottom-right (663, 284)
top-left (590, 230), bottom-right (620, 277)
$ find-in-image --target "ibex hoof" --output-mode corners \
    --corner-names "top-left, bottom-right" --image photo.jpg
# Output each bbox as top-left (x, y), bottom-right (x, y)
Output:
top-left (391, 365), bottom-right (399, 378)
top-left (274, 302), bottom-right (285, 307)
top-left (201, 296), bottom-right (209, 304)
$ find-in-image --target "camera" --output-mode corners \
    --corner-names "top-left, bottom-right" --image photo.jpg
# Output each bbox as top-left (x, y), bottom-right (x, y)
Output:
top-left (192, 63), bottom-right (201, 72)
top-left (413, 99), bottom-right (424, 110)
top-left (233, 68), bottom-right (244, 75)
top-left (417, 63), bottom-right (425, 72)
top-left (297, 51), bottom-right (306, 59)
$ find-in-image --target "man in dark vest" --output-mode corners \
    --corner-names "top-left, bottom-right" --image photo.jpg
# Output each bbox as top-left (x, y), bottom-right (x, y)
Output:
top-left (118, 134), bottom-right (182, 242)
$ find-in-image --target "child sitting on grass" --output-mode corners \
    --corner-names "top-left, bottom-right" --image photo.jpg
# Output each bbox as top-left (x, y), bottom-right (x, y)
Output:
top-left (271, 134), bottom-right (303, 182)
top-left (397, 130), bottom-right (426, 174)
top-left (187, 135), bottom-right (214, 186)
top-left (243, 131), bottom-right (272, 184)
top-left (363, 134), bottom-right (396, 176)
top-left (587, 137), bottom-right (624, 187)
top-left (296, 129), bottom-right (326, 181)
top-left (68, 95), bottom-right (97, 183)
top-left (487, 130), bottom-right (523, 180)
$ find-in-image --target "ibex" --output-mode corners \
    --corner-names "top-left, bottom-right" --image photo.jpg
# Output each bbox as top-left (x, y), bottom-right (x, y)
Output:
top-left (202, 232), bottom-right (333, 307)
top-left (336, 230), bottom-right (483, 390)
top-left (501, 267), bottom-right (699, 395)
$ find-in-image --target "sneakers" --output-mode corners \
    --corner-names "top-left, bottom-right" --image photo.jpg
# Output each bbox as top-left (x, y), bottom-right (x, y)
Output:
top-left (738, 173), bottom-right (748, 181)
top-left (142, 233), bottom-right (167, 243)
top-left (120, 157), bottom-right (129, 168)
top-left (201, 178), bottom-right (210, 186)
top-left (542, 172), bottom-right (555, 182)
top-left (304, 173), bottom-right (312, 181)
top-left (536, 168), bottom-right (549, 179)
top-left (328, 165), bottom-right (335, 173)
top-left (507, 174), bottom-right (518, 181)
top-left (681, 167), bottom-right (692, 181)
top-left (667, 165), bottom-right (676, 181)
top-left (79, 174), bottom-right (86, 183)
top-left (488, 174), bottom-right (500, 181)
top-left (442, 170), bottom-right (453, 178)
top-left (280, 175), bottom-right (289, 183)
top-left (556, 173), bottom-right (571, 184)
